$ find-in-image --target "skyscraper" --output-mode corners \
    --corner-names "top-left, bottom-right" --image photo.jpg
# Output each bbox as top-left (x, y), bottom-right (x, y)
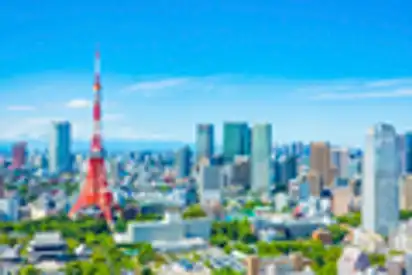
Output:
top-left (251, 124), bottom-right (272, 193)
top-left (49, 121), bottom-right (72, 174)
top-left (310, 142), bottom-right (333, 188)
top-left (362, 123), bottom-right (400, 236)
top-left (198, 163), bottom-right (222, 204)
top-left (175, 145), bottom-right (192, 178)
top-left (0, 172), bottom-right (4, 198)
top-left (278, 155), bottom-right (297, 186)
top-left (223, 122), bottom-right (251, 162)
top-left (11, 142), bottom-right (27, 169)
top-left (196, 124), bottom-right (214, 160)
top-left (405, 132), bottom-right (412, 174)
top-left (331, 148), bottom-right (350, 179)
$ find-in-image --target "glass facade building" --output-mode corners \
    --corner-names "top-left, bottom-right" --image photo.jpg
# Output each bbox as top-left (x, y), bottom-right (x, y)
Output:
top-left (251, 124), bottom-right (272, 193)
top-left (175, 146), bottom-right (192, 178)
top-left (49, 121), bottom-right (72, 173)
top-left (195, 124), bottom-right (214, 160)
top-left (223, 122), bottom-right (250, 162)
top-left (362, 123), bottom-right (400, 236)
top-left (405, 132), bottom-right (412, 173)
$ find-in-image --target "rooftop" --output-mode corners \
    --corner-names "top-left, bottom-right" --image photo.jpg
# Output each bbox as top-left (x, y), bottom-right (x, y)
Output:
top-left (31, 232), bottom-right (65, 245)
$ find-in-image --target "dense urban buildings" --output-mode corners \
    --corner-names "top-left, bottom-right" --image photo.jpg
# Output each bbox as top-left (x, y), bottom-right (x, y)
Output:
top-left (0, 53), bottom-right (408, 274)
top-left (1, 118), bottom-right (412, 274)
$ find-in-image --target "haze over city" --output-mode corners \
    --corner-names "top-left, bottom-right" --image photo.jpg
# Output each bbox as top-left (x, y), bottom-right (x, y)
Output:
top-left (3, 1), bottom-right (412, 275)
top-left (1, 0), bottom-right (412, 146)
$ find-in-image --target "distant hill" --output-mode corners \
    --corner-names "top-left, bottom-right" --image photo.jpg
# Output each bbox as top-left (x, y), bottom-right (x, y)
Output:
top-left (0, 140), bottom-right (191, 154)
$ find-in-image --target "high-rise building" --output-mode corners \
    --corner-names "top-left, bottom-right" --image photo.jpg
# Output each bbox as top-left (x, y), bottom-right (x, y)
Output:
top-left (405, 253), bottom-right (412, 275)
top-left (49, 121), bottom-right (72, 174)
top-left (11, 142), bottom-right (27, 169)
top-left (362, 123), bottom-right (400, 236)
top-left (223, 122), bottom-right (250, 162)
top-left (397, 134), bottom-right (406, 173)
top-left (198, 164), bottom-right (222, 204)
top-left (277, 155), bottom-right (297, 186)
top-left (307, 171), bottom-right (322, 197)
top-left (400, 175), bottom-right (412, 210)
top-left (291, 142), bottom-right (304, 157)
top-left (405, 132), bottom-right (412, 173)
top-left (0, 172), bottom-right (4, 198)
top-left (310, 142), bottom-right (334, 188)
top-left (331, 148), bottom-right (350, 179)
top-left (221, 156), bottom-right (250, 188)
top-left (251, 124), bottom-right (272, 193)
top-left (175, 146), bottom-right (192, 178)
top-left (246, 255), bottom-right (259, 275)
top-left (196, 124), bottom-right (214, 160)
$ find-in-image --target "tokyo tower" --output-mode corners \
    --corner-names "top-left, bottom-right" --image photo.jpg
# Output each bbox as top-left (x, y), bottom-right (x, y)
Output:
top-left (68, 50), bottom-right (114, 228)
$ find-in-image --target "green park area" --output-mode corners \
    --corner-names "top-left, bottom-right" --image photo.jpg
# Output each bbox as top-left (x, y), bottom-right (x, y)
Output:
top-left (2, 206), bottom-right (412, 274)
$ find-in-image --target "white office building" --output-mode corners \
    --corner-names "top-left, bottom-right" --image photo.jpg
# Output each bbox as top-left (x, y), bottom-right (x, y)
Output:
top-left (114, 208), bottom-right (212, 252)
top-left (198, 164), bottom-right (222, 204)
top-left (362, 123), bottom-right (401, 236)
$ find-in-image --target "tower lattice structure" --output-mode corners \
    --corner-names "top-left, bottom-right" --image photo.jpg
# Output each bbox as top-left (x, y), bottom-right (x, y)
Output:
top-left (68, 50), bottom-right (114, 226)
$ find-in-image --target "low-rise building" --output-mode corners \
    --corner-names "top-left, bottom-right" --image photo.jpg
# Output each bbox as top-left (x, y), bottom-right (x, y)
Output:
top-left (0, 197), bottom-right (19, 222)
top-left (114, 208), bottom-right (212, 252)
top-left (312, 229), bottom-right (333, 245)
top-left (351, 229), bottom-right (387, 254)
top-left (27, 232), bottom-right (68, 263)
top-left (389, 220), bottom-right (412, 252)
top-left (338, 246), bottom-right (370, 275)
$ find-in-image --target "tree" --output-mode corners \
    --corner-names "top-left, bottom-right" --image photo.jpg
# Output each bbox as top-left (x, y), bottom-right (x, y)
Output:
top-left (400, 210), bottom-right (412, 221)
top-left (66, 238), bottom-right (80, 253)
top-left (115, 219), bottom-right (127, 232)
top-left (317, 262), bottom-right (337, 275)
top-left (368, 253), bottom-right (385, 266)
top-left (336, 212), bottom-right (361, 227)
top-left (327, 224), bottom-right (349, 243)
top-left (138, 244), bottom-right (156, 265)
top-left (213, 267), bottom-right (242, 275)
top-left (183, 204), bottom-right (207, 219)
top-left (210, 235), bottom-right (229, 248)
top-left (141, 267), bottom-right (153, 275)
top-left (19, 265), bottom-right (40, 275)
top-left (65, 261), bottom-right (84, 275)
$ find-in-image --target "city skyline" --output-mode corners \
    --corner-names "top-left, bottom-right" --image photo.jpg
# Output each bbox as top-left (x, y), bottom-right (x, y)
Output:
top-left (1, 1), bottom-right (412, 146)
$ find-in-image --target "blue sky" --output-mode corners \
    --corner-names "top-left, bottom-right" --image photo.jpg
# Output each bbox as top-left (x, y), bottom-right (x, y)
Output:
top-left (0, 0), bottom-right (412, 146)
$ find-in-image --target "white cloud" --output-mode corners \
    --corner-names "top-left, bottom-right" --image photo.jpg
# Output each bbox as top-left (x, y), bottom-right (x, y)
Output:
top-left (105, 113), bottom-right (124, 121)
top-left (125, 78), bottom-right (189, 92)
top-left (66, 99), bottom-right (91, 109)
top-left (7, 105), bottom-right (36, 111)
top-left (2, 72), bottom-right (412, 144)
top-left (313, 89), bottom-right (412, 100)
top-left (0, 117), bottom-right (60, 140)
top-left (121, 76), bottom-right (412, 101)
top-left (365, 79), bottom-right (412, 88)
top-left (309, 79), bottom-right (412, 100)
top-left (0, 115), bottom-right (172, 141)
top-left (105, 126), bottom-right (172, 140)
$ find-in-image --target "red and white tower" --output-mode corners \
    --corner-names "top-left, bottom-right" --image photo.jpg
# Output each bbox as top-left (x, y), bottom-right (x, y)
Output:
top-left (68, 50), bottom-right (114, 227)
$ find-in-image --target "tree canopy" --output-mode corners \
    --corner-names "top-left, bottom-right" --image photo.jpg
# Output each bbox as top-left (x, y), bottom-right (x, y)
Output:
top-left (182, 204), bottom-right (207, 219)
